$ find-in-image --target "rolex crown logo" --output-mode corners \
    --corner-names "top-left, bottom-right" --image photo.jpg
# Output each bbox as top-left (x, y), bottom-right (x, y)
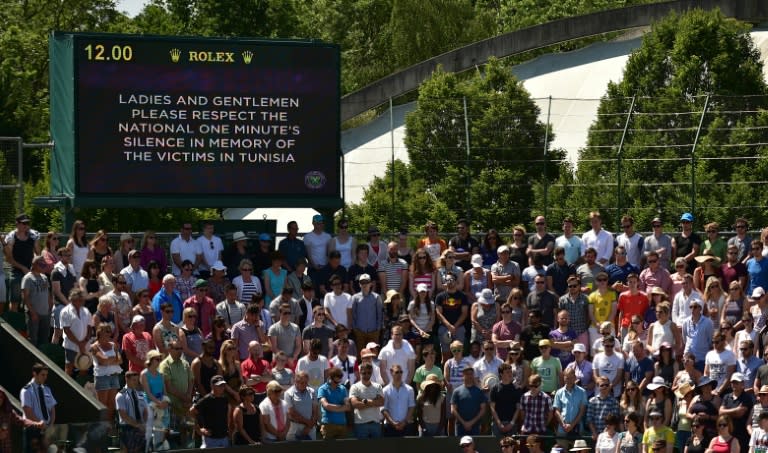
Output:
top-left (242, 50), bottom-right (253, 64)
top-left (170, 48), bottom-right (181, 63)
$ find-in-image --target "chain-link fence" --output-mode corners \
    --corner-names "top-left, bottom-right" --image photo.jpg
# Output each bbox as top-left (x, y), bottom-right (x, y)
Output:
top-left (343, 95), bottom-right (768, 232)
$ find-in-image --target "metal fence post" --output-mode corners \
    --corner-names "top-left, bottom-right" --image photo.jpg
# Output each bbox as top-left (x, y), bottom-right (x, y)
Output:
top-left (390, 97), bottom-right (395, 231)
top-left (463, 96), bottom-right (471, 221)
top-left (616, 96), bottom-right (636, 226)
top-left (690, 94), bottom-right (709, 216)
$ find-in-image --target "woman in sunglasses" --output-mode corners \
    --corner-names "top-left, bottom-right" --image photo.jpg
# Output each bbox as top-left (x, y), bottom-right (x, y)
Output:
top-left (705, 415), bottom-right (738, 453)
top-left (683, 415), bottom-right (710, 453)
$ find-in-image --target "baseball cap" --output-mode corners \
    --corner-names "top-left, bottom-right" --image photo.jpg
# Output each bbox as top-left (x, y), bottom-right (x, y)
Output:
top-left (130, 315), bottom-right (145, 327)
top-left (211, 375), bottom-right (227, 386)
top-left (573, 343), bottom-right (587, 353)
top-left (459, 436), bottom-right (473, 446)
top-left (470, 254), bottom-right (483, 268)
top-left (416, 283), bottom-right (429, 293)
top-left (731, 372), bottom-right (746, 382)
top-left (312, 214), bottom-right (324, 223)
top-left (752, 287), bottom-right (766, 299)
top-left (680, 212), bottom-right (694, 222)
top-left (258, 233), bottom-right (271, 241)
top-left (15, 213), bottom-right (30, 223)
top-left (366, 342), bottom-right (379, 350)
top-left (538, 339), bottom-right (552, 347)
top-left (194, 279), bottom-right (208, 288)
top-left (358, 273), bottom-right (371, 283)
top-left (497, 245), bottom-right (510, 254)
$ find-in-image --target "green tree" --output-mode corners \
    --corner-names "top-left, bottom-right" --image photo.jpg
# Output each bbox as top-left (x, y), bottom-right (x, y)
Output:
top-left (563, 9), bottom-right (768, 231)
top-left (403, 57), bottom-right (564, 230)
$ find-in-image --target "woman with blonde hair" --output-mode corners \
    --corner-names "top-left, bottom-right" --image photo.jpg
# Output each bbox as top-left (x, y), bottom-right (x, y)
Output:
top-left (91, 323), bottom-right (122, 424)
top-left (437, 249), bottom-right (464, 293)
top-left (646, 301), bottom-right (681, 356)
top-left (178, 307), bottom-right (203, 362)
top-left (702, 276), bottom-right (726, 323)
top-left (505, 288), bottom-right (526, 327)
top-left (140, 230), bottom-right (167, 273)
top-left (705, 415), bottom-right (739, 453)
top-left (721, 281), bottom-right (746, 326)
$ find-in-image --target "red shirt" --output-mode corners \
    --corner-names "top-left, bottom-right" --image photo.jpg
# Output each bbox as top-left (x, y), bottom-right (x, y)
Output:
top-left (241, 357), bottom-right (271, 393)
top-left (121, 331), bottom-right (155, 373)
top-left (617, 290), bottom-right (649, 328)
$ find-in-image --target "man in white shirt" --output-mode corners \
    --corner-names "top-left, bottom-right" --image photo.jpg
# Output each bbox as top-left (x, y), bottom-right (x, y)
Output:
top-left (592, 336), bottom-right (624, 398)
top-left (303, 214), bottom-right (332, 278)
top-left (705, 331), bottom-right (737, 395)
top-left (196, 222), bottom-right (223, 279)
top-left (120, 250), bottom-right (148, 298)
top-left (323, 276), bottom-right (352, 328)
top-left (215, 284), bottom-right (246, 329)
top-left (349, 362), bottom-right (385, 439)
top-left (672, 274), bottom-right (702, 324)
top-left (60, 288), bottom-right (93, 376)
top-left (581, 212), bottom-right (614, 266)
top-left (473, 341), bottom-right (503, 391)
top-left (381, 364), bottom-right (416, 437)
top-left (379, 325), bottom-right (416, 385)
top-left (170, 222), bottom-right (203, 276)
top-left (296, 338), bottom-right (330, 390)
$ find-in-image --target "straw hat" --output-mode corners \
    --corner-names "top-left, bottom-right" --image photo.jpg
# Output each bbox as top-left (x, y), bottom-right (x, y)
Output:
top-left (420, 374), bottom-right (442, 391)
top-left (75, 353), bottom-right (92, 371)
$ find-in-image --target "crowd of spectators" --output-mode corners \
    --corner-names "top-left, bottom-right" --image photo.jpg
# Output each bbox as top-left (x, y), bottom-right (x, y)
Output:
top-left (3, 212), bottom-right (768, 452)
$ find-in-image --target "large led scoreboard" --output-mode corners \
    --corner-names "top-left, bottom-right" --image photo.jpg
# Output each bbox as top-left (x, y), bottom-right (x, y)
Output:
top-left (49, 32), bottom-right (341, 208)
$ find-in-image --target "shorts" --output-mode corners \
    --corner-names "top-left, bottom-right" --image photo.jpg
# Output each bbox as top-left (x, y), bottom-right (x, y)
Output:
top-left (64, 348), bottom-right (78, 364)
top-left (0, 276), bottom-right (6, 303)
top-left (438, 325), bottom-right (466, 352)
top-left (95, 374), bottom-right (121, 391)
top-left (9, 272), bottom-right (23, 303)
top-left (51, 303), bottom-right (65, 328)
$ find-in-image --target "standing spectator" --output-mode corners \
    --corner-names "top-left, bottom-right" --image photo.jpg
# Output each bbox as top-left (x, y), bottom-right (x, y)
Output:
top-left (232, 385), bottom-right (261, 445)
top-left (643, 410), bottom-right (676, 453)
top-left (304, 215), bottom-right (332, 283)
top-left (347, 245), bottom-right (375, 295)
top-left (350, 274), bottom-right (383, 350)
top-left (552, 367), bottom-right (588, 448)
top-left (196, 222), bottom-right (223, 279)
top-left (747, 240), bottom-right (768, 295)
top-left (566, 344), bottom-right (594, 396)
top-left (241, 341), bottom-right (271, 404)
top-left (379, 241), bottom-right (409, 296)
top-left (190, 375), bottom-right (230, 448)
top-left (170, 222), bottom-right (202, 277)
top-left (184, 279), bottom-right (216, 337)
top-left (576, 247), bottom-right (604, 292)
top-left (216, 283), bottom-right (246, 329)
top-left (727, 218), bottom-right (752, 263)
top-left (159, 338), bottom-right (194, 436)
top-left (546, 247), bottom-right (575, 297)
top-left (549, 310), bottom-right (577, 368)
top-left (473, 341), bottom-right (503, 391)
top-left (639, 251), bottom-right (673, 296)
top-left (738, 339), bottom-right (761, 393)
top-left (673, 274), bottom-right (703, 325)
top-left (259, 380), bottom-right (289, 442)
top-left (489, 363), bottom-right (517, 437)
top-left (303, 306), bottom-right (334, 357)
top-left (5, 213), bottom-right (41, 312)
top-left (223, 232), bottom-right (251, 280)
top-left (151, 274), bottom-right (184, 324)
top-left (750, 411), bottom-right (768, 453)
top-left (418, 221), bottom-right (447, 265)
top-left (625, 340), bottom-right (654, 392)
top-left (527, 275), bottom-right (558, 328)
top-left (122, 314), bottom-right (155, 373)
top-left (449, 218), bottom-right (480, 272)
top-left (329, 219), bottom-right (356, 270)
top-left (720, 372), bottom-right (754, 452)
top-left (278, 221), bottom-right (307, 273)
top-left (330, 340), bottom-right (357, 387)
top-left (323, 275), bottom-right (352, 329)
top-left (284, 371), bottom-right (319, 441)
top-left (231, 305), bottom-right (266, 361)
top-left (91, 324), bottom-right (122, 423)
top-left (704, 415), bottom-right (739, 453)
top-left (705, 331), bottom-right (737, 395)
top-left (139, 230), bottom-right (167, 275)
top-left (20, 363), bottom-right (55, 452)
top-left (115, 371), bottom-right (148, 453)
top-left (207, 260), bottom-right (230, 304)
top-left (232, 259), bottom-right (263, 308)
top-left (379, 325), bottom-right (417, 384)
top-left (644, 217), bottom-right (673, 271)
top-left (582, 212), bottom-right (613, 266)
top-left (22, 255), bottom-right (52, 347)
top-left (491, 302), bottom-right (522, 361)
top-left (531, 339), bottom-right (562, 394)
top-left (471, 288), bottom-right (499, 343)
top-left (450, 366), bottom-right (486, 436)
top-left (317, 367), bottom-right (350, 440)
top-left (268, 304), bottom-right (302, 367)
top-left (617, 215), bottom-right (644, 268)
top-left (50, 247), bottom-right (76, 344)
top-left (416, 374), bottom-right (446, 436)
top-left (556, 217), bottom-right (583, 265)
top-left (492, 245), bottom-right (521, 302)
top-left (435, 273), bottom-right (469, 361)
top-left (61, 288), bottom-right (92, 375)
top-left (120, 250), bottom-right (148, 299)
top-left (674, 212), bottom-right (701, 275)
top-left (593, 336), bottom-right (625, 398)
top-left (296, 339), bottom-right (330, 391)
top-left (382, 364), bottom-right (416, 437)
top-left (514, 374), bottom-right (552, 435)
top-left (520, 309), bottom-right (551, 361)
top-left (558, 275), bottom-right (590, 347)
top-left (587, 376), bottom-right (620, 441)
top-left (364, 226), bottom-right (387, 270)
top-left (527, 216), bottom-right (556, 266)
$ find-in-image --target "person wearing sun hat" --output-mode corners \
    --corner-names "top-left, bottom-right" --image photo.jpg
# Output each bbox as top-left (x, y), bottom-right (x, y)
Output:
top-left (568, 439), bottom-right (590, 452)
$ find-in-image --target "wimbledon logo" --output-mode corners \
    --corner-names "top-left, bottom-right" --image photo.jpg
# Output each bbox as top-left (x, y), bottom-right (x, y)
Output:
top-left (305, 171), bottom-right (326, 190)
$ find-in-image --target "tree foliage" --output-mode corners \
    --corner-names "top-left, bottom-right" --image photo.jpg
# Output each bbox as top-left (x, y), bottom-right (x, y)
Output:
top-left (562, 9), bottom-right (768, 231)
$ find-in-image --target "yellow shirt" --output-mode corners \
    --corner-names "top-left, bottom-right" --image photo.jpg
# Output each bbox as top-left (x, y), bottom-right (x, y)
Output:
top-left (588, 290), bottom-right (616, 325)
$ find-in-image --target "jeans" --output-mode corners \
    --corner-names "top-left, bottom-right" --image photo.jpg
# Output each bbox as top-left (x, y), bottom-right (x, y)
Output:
top-left (438, 325), bottom-right (466, 353)
top-left (455, 422), bottom-right (479, 437)
top-left (26, 313), bottom-right (50, 347)
top-left (201, 436), bottom-right (230, 448)
top-left (421, 422), bottom-right (443, 437)
top-left (492, 420), bottom-right (514, 437)
top-left (354, 421), bottom-right (382, 439)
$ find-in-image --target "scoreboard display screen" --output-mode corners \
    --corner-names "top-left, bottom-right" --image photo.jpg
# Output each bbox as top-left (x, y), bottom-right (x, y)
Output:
top-left (61, 33), bottom-right (340, 199)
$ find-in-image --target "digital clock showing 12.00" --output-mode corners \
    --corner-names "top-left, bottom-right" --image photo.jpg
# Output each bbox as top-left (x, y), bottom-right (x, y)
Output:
top-left (74, 34), bottom-right (340, 197)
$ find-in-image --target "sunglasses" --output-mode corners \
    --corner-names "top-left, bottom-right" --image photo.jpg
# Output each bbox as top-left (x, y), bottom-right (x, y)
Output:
top-left (567, 284), bottom-right (579, 288)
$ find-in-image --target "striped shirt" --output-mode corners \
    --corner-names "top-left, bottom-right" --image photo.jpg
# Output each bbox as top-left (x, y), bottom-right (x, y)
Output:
top-left (379, 258), bottom-right (408, 291)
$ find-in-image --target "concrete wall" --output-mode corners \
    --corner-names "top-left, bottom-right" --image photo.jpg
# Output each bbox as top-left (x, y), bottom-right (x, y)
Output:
top-left (341, 0), bottom-right (768, 122)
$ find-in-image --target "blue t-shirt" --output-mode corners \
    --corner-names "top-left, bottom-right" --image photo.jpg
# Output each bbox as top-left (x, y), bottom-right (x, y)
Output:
top-left (624, 355), bottom-right (654, 394)
top-left (747, 257), bottom-right (768, 295)
top-left (450, 384), bottom-right (487, 423)
top-left (317, 382), bottom-right (348, 425)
